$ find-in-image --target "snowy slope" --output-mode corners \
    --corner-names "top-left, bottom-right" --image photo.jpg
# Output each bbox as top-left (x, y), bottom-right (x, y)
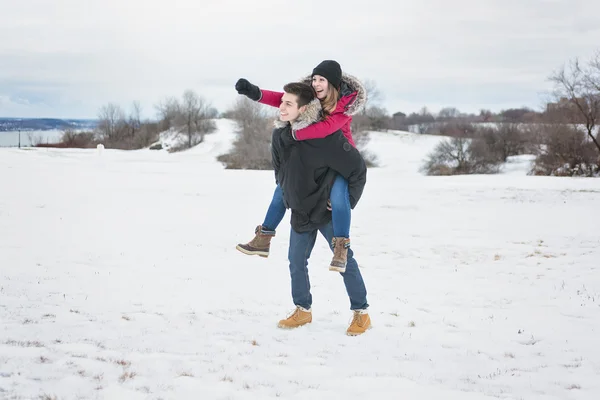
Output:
top-left (1, 121), bottom-right (599, 400)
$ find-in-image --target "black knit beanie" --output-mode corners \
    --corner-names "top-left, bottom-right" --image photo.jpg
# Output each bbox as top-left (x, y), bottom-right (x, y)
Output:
top-left (311, 60), bottom-right (342, 90)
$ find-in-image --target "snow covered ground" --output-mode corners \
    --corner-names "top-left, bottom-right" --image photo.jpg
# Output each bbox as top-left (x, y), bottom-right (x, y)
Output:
top-left (1, 120), bottom-right (599, 399)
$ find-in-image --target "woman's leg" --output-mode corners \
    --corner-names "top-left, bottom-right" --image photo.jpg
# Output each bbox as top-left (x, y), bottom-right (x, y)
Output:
top-left (328, 175), bottom-right (352, 272)
top-left (330, 175), bottom-right (351, 238)
top-left (236, 185), bottom-right (286, 257)
top-left (262, 184), bottom-right (287, 231)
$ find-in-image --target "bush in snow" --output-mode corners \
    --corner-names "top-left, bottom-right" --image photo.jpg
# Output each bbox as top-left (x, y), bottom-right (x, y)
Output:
top-left (530, 124), bottom-right (600, 177)
top-left (421, 137), bottom-right (501, 175)
top-left (479, 123), bottom-right (533, 162)
top-left (217, 98), bottom-right (275, 169)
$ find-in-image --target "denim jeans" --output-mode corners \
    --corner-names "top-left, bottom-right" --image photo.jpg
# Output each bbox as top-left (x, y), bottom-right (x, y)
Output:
top-left (262, 185), bottom-right (287, 231)
top-left (287, 221), bottom-right (369, 311)
top-left (262, 176), bottom-right (351, 237)
top-left (330, 175), bottom-right (351, 238)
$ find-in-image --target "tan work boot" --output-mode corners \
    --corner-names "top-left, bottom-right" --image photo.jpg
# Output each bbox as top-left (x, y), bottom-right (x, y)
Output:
top-left (346, 310), bottom-right (371, 336)
top-left (329, 237), bottom-right (350, 273)
top-left (236, 225), bottom-right (275, 258)
top-left (277, 306), bottom-right (312, 329)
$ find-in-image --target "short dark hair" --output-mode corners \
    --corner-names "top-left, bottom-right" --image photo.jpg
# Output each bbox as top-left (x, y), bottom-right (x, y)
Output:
top-left (283, 82), bottom-right (315, 108)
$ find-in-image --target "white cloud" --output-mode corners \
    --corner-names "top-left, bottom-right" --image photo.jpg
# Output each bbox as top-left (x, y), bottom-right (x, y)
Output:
top-left (1, 0), bottom-right (599, 117)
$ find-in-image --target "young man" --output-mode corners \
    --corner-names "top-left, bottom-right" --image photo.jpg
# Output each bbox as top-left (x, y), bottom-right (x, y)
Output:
top-left (267, 82), bottom-right (371, 336)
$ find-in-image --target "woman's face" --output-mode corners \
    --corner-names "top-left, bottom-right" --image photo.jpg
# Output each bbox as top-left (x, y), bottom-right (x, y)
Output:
top-left (312, 75), bottom-right (330, 100)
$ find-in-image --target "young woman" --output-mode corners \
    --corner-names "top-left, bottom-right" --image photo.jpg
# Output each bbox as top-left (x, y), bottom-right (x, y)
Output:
top-left (234, 60), bottom-right (366, 273)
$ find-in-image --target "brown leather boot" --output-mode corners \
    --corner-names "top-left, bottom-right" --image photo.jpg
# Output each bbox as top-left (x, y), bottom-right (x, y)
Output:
top-left (346, 310), bottom-right (371, 336)
top-left (329, 237), bottom-right (350, 273)
top-left (277, 306), bottom-right (312, 329)
top-left (236, 225), bottom-right (275, 258)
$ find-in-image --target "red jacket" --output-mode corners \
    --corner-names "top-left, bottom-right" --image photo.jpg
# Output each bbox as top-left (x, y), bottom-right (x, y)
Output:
top-left (259, 90), bottom-right (357, 147)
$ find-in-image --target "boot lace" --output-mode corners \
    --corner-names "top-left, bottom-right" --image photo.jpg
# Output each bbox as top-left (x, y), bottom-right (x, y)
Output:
top-left (286, 306), bottom-right (304, 320)
top-left (349, 311), bottom-right (361, 326)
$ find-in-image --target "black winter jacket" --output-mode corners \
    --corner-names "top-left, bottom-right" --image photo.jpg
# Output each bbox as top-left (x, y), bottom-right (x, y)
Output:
top-left (270, 99), bottom-right (367, 232)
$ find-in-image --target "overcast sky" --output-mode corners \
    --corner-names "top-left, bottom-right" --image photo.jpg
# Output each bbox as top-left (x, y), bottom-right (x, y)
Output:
top-left (1, 0), bottom-right (599, 119)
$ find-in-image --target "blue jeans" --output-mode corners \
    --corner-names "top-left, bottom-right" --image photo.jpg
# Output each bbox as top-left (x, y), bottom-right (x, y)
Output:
top-left (288, 221), bottom-right (368, 311)
top-left (262, 185), bottom-right (287, 231)
top-left (330, 175), bottom-right (351, 238)
top-left (262, 176), bottom-right (351, 237)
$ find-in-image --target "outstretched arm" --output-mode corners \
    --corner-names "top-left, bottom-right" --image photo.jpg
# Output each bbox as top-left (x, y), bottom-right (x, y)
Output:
top-left (235, 79), bottom-right (282, 108)
top-left (259, 90), bottom-right (284, 108)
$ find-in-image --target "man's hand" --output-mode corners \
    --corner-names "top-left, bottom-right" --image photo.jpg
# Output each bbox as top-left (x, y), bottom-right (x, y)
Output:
top-left (327, 199), bottom-right (332, 211)
top-left (235, 78), bottom-right (262, 101)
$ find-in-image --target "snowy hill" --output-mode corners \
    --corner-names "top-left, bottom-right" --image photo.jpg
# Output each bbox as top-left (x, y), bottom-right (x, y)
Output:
top-left (1, 120), bottom-right (599, 399)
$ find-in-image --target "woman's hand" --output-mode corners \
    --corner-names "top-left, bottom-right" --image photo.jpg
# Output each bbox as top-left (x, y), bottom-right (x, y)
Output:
top-left (235, 78), bottom-right (261, 101)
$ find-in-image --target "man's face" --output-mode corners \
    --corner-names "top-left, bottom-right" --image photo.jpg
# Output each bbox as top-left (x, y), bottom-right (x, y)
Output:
top-left (279, 92), bottom-right (303, 122)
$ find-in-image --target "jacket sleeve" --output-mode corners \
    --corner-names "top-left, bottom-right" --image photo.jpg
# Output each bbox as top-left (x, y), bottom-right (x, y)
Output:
top-left (292, 93), bottom-right (356, 141)
top-left (259, 90), bottom-right (284, 108)
top-left (271, 130), bottom-right (281, 180)
top-left (325, 134), bottom-right (367, 209)
top-left (293, 112), bottom-right (351, 141)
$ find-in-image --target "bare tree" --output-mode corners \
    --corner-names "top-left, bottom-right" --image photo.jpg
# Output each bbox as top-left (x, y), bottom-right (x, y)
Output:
top-left (481, 123), bottom-right (528, 162)
top-left (437, 107), bottom-right (461, 121)
top-left (97, 103), bottom-right (127, 143)
top-left (362, 79), bottom-right (383, 108)
top-left (499, 108), bottom-right (534, 123)
top-left (479, 109), bottom-right (493, 122)
top-left (155, 96), bottom-right (180, 131)
top-left (128, 101), bottom-right (142, 137)
top-left (179, 90), bottom-right (216, 148)
top-left (365, 106), bottom-right (390, 132)
top-left (416, 106), bottom-right (435, 134)
top-left (549, 52), bottom-right (600, 154)
top-left (217, 97), bottom-right (274, 169)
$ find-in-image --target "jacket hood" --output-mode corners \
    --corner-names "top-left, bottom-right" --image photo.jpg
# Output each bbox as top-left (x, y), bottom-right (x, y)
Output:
top-left (273, 98), bottom-right (322, 130)
top-left (299, 72), bottom-right (367, 116)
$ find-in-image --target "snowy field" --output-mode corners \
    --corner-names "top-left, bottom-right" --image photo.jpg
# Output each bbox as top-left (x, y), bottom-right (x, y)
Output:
top-left (1, 119), bottom-right (599, 399)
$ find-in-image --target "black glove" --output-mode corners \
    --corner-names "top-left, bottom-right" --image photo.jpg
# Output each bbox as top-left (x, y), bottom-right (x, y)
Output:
top-left (280, 129), bottom-right (297, 148)
top-left (235, 78), bottom-right (262, 101)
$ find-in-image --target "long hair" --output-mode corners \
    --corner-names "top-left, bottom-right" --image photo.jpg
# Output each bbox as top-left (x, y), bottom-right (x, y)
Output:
top-left (320, 83), bottom-right (339, 117)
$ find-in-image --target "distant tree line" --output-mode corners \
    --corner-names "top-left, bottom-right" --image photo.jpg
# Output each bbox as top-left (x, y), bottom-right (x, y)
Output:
top-left (420, 51), bottom-right (600, 177)
top-left (43, 50), bottom-right (600, 177)
top-left (42, 90), bottom-right (217, 152)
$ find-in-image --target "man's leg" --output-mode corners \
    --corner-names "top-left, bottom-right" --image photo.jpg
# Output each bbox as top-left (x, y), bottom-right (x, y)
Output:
top-left (278, 226), bottom-right (318, 329)
top-left (319, 222), bottom-right (371, 335)
top-left (288, 227), bottom-right (318, 309)
top-left (319, 222), bottom-right (369, 310)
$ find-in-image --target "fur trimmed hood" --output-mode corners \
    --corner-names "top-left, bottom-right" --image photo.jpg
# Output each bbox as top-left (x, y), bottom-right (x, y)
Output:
top-left (299, 72), bottom-right (367, 116)
top-left (273, 98), bottom-right (322, 130)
